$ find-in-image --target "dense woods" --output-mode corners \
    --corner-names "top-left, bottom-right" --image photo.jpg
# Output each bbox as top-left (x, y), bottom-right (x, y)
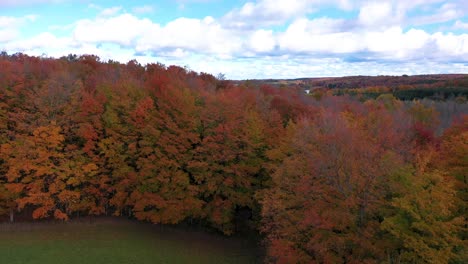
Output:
top-left (0, 53), bottom-right (466, 263)
top-left (249, 75), bottom-right (468, 102)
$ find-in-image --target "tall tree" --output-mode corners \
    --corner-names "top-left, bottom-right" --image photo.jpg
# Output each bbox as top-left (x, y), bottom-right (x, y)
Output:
top-left (382, 146), bottom-right (464, 263)
top-left (260, 101), bottom-right (411, 263)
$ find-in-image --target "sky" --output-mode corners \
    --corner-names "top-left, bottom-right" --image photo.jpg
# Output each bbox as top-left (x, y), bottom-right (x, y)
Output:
top-left (0, 0), bottom-right (467, 79)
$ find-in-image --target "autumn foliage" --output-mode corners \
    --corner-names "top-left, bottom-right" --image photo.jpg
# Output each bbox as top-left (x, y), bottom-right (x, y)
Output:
top-left (0, 53), bottom-right (466, 263)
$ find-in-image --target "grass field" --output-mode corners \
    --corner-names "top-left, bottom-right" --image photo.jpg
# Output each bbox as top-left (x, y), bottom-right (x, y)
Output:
top-left (0, 218), bottom-right (261, 264)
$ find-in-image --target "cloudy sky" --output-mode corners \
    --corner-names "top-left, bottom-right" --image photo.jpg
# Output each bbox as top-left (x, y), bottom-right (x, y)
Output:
top-left (0, 0), bottom-right (467, 79)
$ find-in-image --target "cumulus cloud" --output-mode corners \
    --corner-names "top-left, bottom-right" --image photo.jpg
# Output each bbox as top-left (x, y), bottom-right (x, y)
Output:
top-left (221, 0), bottom-right (423, 30)
top-left (276, 14), bottom-right (468, 62)
top-left (432, 32), bottom-right (468, 59)
top-left (353, 0), bottom-right (464, 29)
top-left (278, 18), bottom-right (360, 54)
top-left (248, 29), bottom-right (276, 53)
top-left (0, 15), bottom-right (36, 28)
top-left (0, 15), bottom-right (36, 43)
top-left (132, 5), bottom-right (155, 14)
top-left (358, 2), bottom-right (399, 28)
top-left (3, 32), bottom-right (71, 51)
top-left (453, 20), bottom-right (468, 30)
top-left (136, 16), bottom-right (243, 58)
top-left (99, 6), bottom-right (123, 17)
top-left (1, 0), bottom-right (467, 79)
top-left (72, 14), bottom-right (154, 47)
top-left (222, 0), bottom-right (313, 29)
top-left (67, 13), bottom-right (244, 58)
top-left (0, 28), bottom-right (17, 43)
top-left (182, 55), bottom-right (468, 80)
top-left (411, 2), bottom-right (465, 26)
top-left (0, 0), bottom-right (65, 6)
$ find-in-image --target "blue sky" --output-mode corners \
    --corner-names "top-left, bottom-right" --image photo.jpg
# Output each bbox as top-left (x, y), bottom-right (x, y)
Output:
top-left (0, 0), bottom-right (467, 79)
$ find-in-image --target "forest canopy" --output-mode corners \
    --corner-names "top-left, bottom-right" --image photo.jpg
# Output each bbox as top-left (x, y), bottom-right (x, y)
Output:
top-left (0, 53), bottom-right (466, 263)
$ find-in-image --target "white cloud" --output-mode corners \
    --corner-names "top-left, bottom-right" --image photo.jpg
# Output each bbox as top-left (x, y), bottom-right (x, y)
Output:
top-left (248, 29), bottom-right (276, 53)
top-left (335, 0), bottom-right (354, 10)
top-left (99, 6), bottom-right (123, 17)
top-left (355, 0), bottom-right (464, 29)
top-left (3, 32), bottom-right (71, 51)
top-left (1, 0), bottom-right (467, 79)
top-left (222, 0), bottom-right (313, 29)
top-left (222, 0), bottom-right (442, 30)
top-left (0, 15), bottom-right (36, 43)
top-left (358, 1), bottom-right (400, 28)
top-left (364, 27), bottom-right (430, 59)
top-left (176, 0), bottom-right (215, 2)
top-left (87, 3), bottom-right (100, 10)
top-left (136, 16), bottom-right (242, 58)
top-left (394, 0), bottom-right (446, 10)
top-left (180, 56), bottom-right (468, 80)
top-left (0, 15), bottom-right (36, 28)
top-left (432, 32), bottom-right (468, 58)
top-left (0, 16), bottom-right (24, 28)
top-left (68, 13), bottom-right (243, 58)
top-left (453, 20), bottom-right (468, 30)
top-left (0, 29), bottom-right (18, 43)
top-left (278, 18), bottom-right (360, 54)
top-left (278, 16), bottom-right (468, 62)
top-left (0, 0), bottom-right (65, 6)
top-left (157, 48), bottom-right (190, 58)
top-left (299, 17), bottom-right (347, 34)
top-left (411, 2), bottom-right (464, 26)
top-left (72, 14), bottom-right (154, 47)
top-left (132, 5), bottom-right (154, 14)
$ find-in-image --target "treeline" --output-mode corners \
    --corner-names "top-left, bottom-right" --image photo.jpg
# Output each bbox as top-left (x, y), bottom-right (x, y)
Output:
top-left (332, 87), bottom-right (467, 101)
top-left (0, 53), bottom-right (466, 263)
top-left (307, 74), bottom-right (468, 90)
top-left (244, 74), bottom-right (468, 101)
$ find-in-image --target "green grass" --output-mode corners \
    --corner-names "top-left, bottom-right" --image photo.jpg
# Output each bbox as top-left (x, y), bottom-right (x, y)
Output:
top-left (0, 218), bottom-right (261, 264)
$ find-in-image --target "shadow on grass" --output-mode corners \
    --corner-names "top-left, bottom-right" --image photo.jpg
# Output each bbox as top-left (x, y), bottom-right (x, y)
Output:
top-left (0, 217), bottom-right (263, 264)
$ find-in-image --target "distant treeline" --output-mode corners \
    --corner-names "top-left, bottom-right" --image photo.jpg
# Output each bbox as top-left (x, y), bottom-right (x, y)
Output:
top-left (309, 74), bottom-right (468, 89)
top-left (245, 74), bottom-right (468, 101)
top-left (333, 87), bottom-right (468, 101)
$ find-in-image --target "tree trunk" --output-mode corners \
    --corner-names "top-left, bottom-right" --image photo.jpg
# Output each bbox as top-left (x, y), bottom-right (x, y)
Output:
top-left (9, 209), bottom-right (14, 223)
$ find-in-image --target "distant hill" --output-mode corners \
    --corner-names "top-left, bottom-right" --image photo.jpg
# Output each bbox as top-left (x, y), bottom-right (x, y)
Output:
top-left (237, 74), bottom-right (468, 90)
top-left (237, 74), bottom-right (468, 101)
